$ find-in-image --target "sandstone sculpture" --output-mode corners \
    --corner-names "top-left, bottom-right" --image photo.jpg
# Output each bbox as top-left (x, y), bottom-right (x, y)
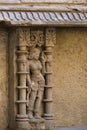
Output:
top-left (26, 47), bottom-right (45, 119)
top-left (15, 28), bottom-right (56, 130)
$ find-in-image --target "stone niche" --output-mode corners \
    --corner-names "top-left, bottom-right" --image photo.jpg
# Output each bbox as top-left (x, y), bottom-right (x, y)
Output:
top-left (8, 27), bottom-right (56, 130)
top-left (0, 27), bottom-right (86, 130)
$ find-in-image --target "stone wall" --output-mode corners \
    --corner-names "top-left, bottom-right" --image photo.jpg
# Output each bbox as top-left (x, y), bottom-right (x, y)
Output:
top-left (0, 29), bottom-right (8, 130)
top-left (0, 27), bottom-right (87, 129)
top-left (53, 28), bottom-right (87, 127)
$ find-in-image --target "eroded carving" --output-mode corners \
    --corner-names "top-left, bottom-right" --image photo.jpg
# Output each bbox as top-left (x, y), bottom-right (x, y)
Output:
top-left (16, 28), bottom-right (56, 130)
top-left (27, 47), bottom-right (45, 119)
top-left (46, 28), bottom-right (56, 46)
top-left (30, 30), bottom-right (44, 47)
top-left (18, 28), bottom-right (30, 46)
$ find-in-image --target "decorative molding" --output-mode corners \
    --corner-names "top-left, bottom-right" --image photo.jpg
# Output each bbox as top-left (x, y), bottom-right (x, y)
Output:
top-left (0, 0), bottom-right (87, 27)
top-left (0, 11), bottom-right (87, 26)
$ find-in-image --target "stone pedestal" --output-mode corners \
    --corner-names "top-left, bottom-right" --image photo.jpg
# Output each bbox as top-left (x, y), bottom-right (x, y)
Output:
top-left (29, 119), bottom-right (45, 130)
top-left (15, 119), bottom-right (45, 130)
top-left (15, 122), bottom-right (30, 130)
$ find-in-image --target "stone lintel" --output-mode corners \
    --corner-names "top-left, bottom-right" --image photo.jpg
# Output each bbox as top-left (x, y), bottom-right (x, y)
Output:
top-left (0, 0), bottom-right (87, 4)
top-left (0, 5), bottom-right (87, 12)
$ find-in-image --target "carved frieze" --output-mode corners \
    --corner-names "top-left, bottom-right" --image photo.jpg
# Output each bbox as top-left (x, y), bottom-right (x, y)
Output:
top-left (0, 11), bottom-right (87, 26)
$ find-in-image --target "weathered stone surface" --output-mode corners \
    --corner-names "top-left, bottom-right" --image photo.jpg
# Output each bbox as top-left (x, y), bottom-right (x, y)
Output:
top-left (58, 127), bottom-right (87, 130)
top-left (21, 0), bottom-right (87, 3)
top-left (0, 0), bottom-right (20, 3)
top-left (53, 28), bottom-right (87, 127)
top-left (0, 26), bottom-right (87, 130)
top-left (0, 29), bottom-right (8, 130)
top-left (0, 11), bottom-right (87, 26)
top-left (0, 0), bottom-right (87, 3)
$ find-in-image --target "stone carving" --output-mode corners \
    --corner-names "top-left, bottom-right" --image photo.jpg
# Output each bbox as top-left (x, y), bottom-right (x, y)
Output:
top-left (46, 28), bottom-right (56, 47)
top-left (26, 47), bottom-right (45, 119)
top-left (16, 28), bottom-right (29, 121)
top-left (43, 28), bottom-right (56, 122)
top-left (30, 30), bottom-right (44, 47)
top-left (18, 28), bottom-right (30, 46)
top-left (16, 28), bottom-right (56, 130)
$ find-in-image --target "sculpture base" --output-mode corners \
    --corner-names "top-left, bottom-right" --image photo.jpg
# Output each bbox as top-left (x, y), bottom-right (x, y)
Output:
top-left (15, 121), bottom-right (31, 130)
top-left (29, 118), bottom-right (45, 130)
top-left (15, 118), bottom-right (45, 130)
top-left (45, 120), bottom-right (54, 130)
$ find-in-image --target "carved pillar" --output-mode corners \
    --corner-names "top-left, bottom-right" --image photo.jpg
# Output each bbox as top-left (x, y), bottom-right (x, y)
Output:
top-left (43, 28), bottom-right (56, 125)
top-left (16, 28), bottom-right (30, 130)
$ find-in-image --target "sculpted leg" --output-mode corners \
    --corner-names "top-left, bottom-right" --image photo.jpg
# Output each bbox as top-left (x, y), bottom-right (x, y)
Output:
top-left (27, 90), bottom-right (37, 119)
top-left (34, 89), bottom-right (44, 119)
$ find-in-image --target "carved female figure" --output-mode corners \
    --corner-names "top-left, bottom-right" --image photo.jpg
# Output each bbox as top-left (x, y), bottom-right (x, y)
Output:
top-left (27, 47), bottom-right (45, 119)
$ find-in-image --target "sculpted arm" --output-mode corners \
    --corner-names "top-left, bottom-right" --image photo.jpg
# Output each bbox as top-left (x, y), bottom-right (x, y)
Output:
top-left (26, 62), bottom-right (32, 89)
top-left (40, 52), bottom-right (46, 75)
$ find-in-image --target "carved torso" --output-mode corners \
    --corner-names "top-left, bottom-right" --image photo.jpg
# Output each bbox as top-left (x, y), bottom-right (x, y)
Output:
top-left (28, 59), bottom-right (45, 87)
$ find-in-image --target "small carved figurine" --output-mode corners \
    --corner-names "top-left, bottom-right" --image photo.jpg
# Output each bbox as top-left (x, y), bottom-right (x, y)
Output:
top-left (27, 47), bottom-right (45, 119)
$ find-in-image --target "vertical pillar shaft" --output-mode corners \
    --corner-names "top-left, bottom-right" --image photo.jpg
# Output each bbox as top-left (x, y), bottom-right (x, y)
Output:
top-left (16, 29), bottom-right (28, 121)
top-left (43, 46), bottom-right (53, 120)
top-left (43, 28), bottom-right (56, 121)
